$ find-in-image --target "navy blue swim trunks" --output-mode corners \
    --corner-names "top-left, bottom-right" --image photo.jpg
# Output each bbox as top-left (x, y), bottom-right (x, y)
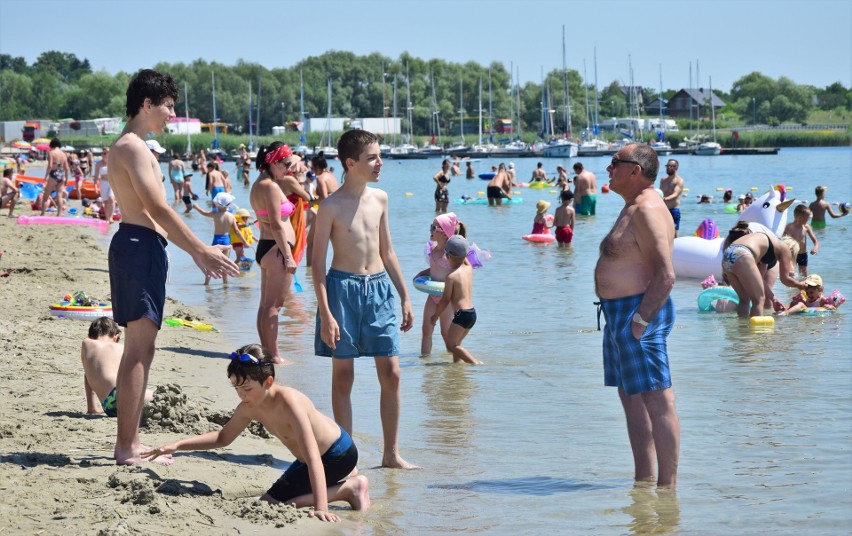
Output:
top-left (266, 426), bottom-right (358, 503)
top-left (108, 223), bottom-right (169, 329)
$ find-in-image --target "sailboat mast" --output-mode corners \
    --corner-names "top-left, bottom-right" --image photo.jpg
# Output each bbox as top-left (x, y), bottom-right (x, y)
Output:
top-left (583, 60), bottom-right (591, 132)
top-left (593, 47), bottom-right (600, 136)
top-left (256, 76), bottom-right (262, 136)
top-left (659, 64), bottom-right (665, 141)
top-left (562, 25), bottom-right (572, 138)
top-left (458, 78), bottom-right (464, 144)
top-left (406, 64), bottom-right (413, 141)
top-left (709, 76), bottom-right (717, 142)
top-left (248, 80), bottom-right (253, 150)
top-left (487, 67), bottom-right (493, 144)
top-left (184, 82), bottom-right (191, 155)
top-left (392, 73), bottom-right (397, 146)
top-left (211, 71), bottom-right (218, 147)
top-left (478, 77), bottom-right (482, 146)
top-left (516, 66), bottom-right (522, 140)
top-left (299, 71), bottom-right (305, 145)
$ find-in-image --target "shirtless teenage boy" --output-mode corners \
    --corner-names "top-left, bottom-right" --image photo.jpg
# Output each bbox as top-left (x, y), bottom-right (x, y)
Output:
top-left (108, 69), bottom-right (238, 465)
top-left (311, 129), bottom-right (417, 469)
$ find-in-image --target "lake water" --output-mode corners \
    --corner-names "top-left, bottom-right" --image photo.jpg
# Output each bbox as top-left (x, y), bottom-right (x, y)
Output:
top-left (108, 147), bottom-right (850, 534)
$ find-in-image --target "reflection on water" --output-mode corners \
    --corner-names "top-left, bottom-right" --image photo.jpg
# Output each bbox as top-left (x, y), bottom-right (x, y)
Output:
top-left (421, 362), bottom-right (477, 454)
top-left (620, 486), bottom-right (681, 535)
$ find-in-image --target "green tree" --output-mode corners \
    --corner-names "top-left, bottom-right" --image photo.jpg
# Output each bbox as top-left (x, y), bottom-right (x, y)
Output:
top-left (33, 51), bottom-right (91, 84)
top-left (0, 69), bottom-right (34, 121)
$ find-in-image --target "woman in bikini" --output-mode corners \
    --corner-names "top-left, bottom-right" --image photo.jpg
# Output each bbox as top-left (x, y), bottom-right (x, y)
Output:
top-left (721, 221), bottom-right (806, 318)
top-left (433, 159), bottom-right (451, 213)
top-left (250, 142), bottom-right (311, 364)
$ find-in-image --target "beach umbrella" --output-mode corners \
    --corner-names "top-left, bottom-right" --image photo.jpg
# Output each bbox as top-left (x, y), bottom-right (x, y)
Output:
top-left (32, 137), bottom-right (50, 144)
top-left (34, 143), bottom-right (51, 151)
top-left (11, 140), bottom-right (30, 149)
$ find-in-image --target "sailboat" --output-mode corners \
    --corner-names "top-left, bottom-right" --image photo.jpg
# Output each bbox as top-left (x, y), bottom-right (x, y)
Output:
top-left (578, 51), bottom-right (609, 154)
top-left (650, 65), bottom-right (673, 156)
top-left (445, 78), bottom-right (468, 155)
top-left (419, 69), bottom-right (443, 155)
top-left (183, 82), bottom-right (191, 156)
top-left (317, 78), bottom-right (338, 158)
top-left (387, 68), bottom-right (426, 159)
top-left (541, 46), bottom-right (578, 159)
top-left (293, 70), bottom-right (309, 156)
top-left (693, 76), bottom-right (721, 156)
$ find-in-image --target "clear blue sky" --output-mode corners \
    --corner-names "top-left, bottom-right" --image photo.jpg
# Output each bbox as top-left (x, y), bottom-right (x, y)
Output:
top-left (1, 0), bottom-right (849, 93)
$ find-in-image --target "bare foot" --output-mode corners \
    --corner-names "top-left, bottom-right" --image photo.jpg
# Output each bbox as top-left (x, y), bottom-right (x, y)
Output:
top-left (381, 455), bottom-right (420, 470)
top-left (342, 475), bottom-right (371, 511)
top-left (272, 356), bottom-right (294, 365)
top-left (115, 445), bottom-right (174, 466)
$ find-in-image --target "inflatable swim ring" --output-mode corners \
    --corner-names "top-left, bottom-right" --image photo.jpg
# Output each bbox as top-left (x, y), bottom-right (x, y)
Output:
top-left (522, 233), bottom-right (555, 243)
top-left (454, 196), bottom-right (524, 205)
top-left (528, 181), bottom-right (550, 189)
top-left (18, 215), bottom-right (109, 233)
top-left (478, 173), bottom-right (496, 180)
top-left (697, 286), bottom-right (739, 312)
top-left (413, 275), bottom-right (445, 296)
top-left (793, 307), bottom-right (836, 317)
top-left (49, 301), bottom-right (113, 321)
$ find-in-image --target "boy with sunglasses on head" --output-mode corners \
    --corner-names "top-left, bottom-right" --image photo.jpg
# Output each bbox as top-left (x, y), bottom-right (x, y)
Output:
top-left (142, 344), bottom-right (370, 522)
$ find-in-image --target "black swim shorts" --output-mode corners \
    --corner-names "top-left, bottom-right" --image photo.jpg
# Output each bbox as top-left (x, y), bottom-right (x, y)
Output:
top-left (108, 223), bottom-right (169, 328)
top-left (486, 186), bottom-right (505, 199)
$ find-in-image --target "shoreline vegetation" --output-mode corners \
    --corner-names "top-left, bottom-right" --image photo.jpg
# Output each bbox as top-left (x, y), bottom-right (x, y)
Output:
top-left (1, 50), bottom-right (850, 149)
top-left (39, 128), bottom-right (852, 157)
top-left (0, 217), bottom-right (346, 534)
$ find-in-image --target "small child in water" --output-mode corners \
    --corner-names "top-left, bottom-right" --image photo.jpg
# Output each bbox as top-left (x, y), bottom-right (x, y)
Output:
top-left (430, 236), bottom-right (482, 364)
top-left (192, 192), bottom-right (245, 284)
top-left (553, 190), bottom-right (575, 245)
top-left (783, 204), bottom-right (819, 277)
top-left (142, 343), bottom-right (371, 522)
top-left (777, 274), bottom-right (840, 315)
top-left (531, 200), bottom-right (552, 234)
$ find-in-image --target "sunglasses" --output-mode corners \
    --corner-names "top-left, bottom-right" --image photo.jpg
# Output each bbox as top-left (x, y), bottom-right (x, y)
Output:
top-left (610, 157), bottom-right (642, 168)
top-left (230, 352), bottom-right (266, 365)
top-left (430, 223), bottom-right (439, 232)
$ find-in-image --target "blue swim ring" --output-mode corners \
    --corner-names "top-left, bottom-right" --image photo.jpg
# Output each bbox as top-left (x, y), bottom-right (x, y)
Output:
top-left (413, 275), bottom-right (445, 296)
top-left (697, 286), bottom-right (739, 312)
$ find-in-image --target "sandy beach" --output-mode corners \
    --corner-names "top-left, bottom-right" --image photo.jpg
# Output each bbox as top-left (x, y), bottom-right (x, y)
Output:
top-left (0, 216), bottom-right (361, 535)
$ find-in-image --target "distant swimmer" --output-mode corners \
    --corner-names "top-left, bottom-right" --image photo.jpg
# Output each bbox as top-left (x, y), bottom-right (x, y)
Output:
top-left (573, 162), bottom-right (597, 215)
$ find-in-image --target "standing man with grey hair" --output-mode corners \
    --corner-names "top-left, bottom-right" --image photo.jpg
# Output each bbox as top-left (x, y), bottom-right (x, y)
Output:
top-left (594, 143), bottom-right (680, 487)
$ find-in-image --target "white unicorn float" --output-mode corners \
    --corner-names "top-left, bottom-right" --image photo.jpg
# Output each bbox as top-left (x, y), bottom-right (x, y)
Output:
top-left (672, 185), bottom-right (795, 280)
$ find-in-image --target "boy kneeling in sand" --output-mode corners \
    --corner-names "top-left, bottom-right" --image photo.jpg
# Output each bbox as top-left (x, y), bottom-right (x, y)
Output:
top-left (142, 344), bottom-right (370, 522)
top-left (82, 317), bottom-right (153, 416)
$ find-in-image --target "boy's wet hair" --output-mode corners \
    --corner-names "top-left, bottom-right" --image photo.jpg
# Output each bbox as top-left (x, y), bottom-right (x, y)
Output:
top-left (125, 69), bottom-right (179, 119)
top-left (227, 343), bottom-right (276, 385)
top-left (88, 316), bottom-right (120, 339)
top-left (337, 130), bottom-right (377, 172)
top-left (815, 186), bottom-right (826, 196)
top-left (560, 190), bottom-right (574, 202)
top-left (2, 168), bottom-right (12, 178)
top-left (793, 204), bottom-right (810, 217)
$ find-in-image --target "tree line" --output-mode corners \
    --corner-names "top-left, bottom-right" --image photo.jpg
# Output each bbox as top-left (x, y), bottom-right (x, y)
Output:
top-left (1, 50), bottom-right (849, 139)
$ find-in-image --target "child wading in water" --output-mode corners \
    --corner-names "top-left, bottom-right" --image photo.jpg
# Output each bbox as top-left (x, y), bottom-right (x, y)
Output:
top-left (553, 190), bottom-right (576, 245)
top-left (783, 204), bottom-right (819, 277)
top-left (430, 236), bottom-right (482, 364)
top-left (142, 344), bottom-right (370, 522)
top-left (192, 192), bottom-right (246, 284)
top-left (413, 212), bottom-right (467, 356)
top-left (531, 200), bottom-right (552, 234)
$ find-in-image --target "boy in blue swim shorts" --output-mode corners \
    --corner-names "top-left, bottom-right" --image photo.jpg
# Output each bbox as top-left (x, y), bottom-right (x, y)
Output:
top-left (312, 129), bottom-right (418, 469)
top-left (142, 344), bottom-right (371, 522)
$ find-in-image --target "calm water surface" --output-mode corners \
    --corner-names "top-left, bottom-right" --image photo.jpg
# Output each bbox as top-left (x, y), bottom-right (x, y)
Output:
top-left (107, 147), bottom-right (850, 534)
